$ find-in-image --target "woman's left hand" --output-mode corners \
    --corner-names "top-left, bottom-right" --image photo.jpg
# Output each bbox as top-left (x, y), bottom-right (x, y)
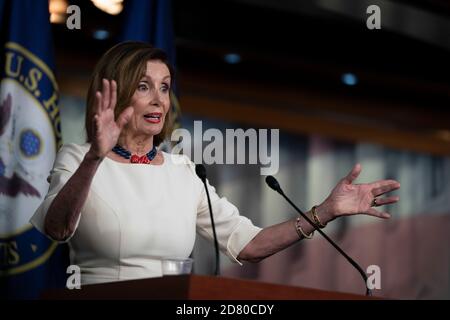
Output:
top-left (319, 163), bottom-right (400, 222)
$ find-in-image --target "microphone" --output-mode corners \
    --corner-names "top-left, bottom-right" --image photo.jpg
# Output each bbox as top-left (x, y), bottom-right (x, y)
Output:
top-left (265, 175), bottom-right (372, 296)
top-left (195, 164), bottom-right (220, 276)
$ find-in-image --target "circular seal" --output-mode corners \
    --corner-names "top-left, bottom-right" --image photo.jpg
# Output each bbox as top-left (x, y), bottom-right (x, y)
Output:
top-left (0, 42), bottom-right (61, 276)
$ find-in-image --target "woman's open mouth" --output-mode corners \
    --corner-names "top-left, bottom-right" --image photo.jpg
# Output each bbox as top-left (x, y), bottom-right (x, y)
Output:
top-left (143, 112), bottom-right (162, 124)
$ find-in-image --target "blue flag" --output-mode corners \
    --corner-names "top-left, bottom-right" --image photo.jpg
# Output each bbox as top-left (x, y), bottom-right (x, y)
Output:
top-left (120, 0), bottom-right (181, 130)
top-left (0, 0), bottom-right (69, 299)
top-left (120, 0), bottom-right (176, 68)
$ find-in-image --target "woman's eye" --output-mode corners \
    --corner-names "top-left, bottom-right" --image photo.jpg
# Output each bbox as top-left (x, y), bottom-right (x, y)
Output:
top-left (137, 83), bottom-right (149, 91)
top-left (161, 84), bottom-right (170, 93)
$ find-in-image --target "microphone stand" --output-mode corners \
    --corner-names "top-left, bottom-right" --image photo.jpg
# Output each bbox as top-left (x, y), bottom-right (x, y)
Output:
top-left (266, 176), bottom-right (372, 296)
top-left (196, 164), bottom-right (220, 276)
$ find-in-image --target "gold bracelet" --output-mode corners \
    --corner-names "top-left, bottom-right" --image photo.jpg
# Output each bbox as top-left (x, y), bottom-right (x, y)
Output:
top-left (294, 218), bottom-right (302, 238)
top-left (295, 217), bottom-right (314, 239)
top-left (311, 205), bottom-right (326, 228)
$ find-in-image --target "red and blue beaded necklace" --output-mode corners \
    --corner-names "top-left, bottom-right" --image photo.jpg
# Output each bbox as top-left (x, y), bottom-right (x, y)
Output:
top-left (112, 144), bottom-right (157, 164)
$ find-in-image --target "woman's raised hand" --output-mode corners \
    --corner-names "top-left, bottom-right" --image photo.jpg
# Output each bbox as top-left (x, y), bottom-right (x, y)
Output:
top-left (320, 164), bottom-right (400, 221)
top-left (89, 79), bottom-right (134, 159)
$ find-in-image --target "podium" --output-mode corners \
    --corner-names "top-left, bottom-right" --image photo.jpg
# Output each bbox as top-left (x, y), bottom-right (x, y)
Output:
top-left (41, 274), bottom-right (375, 299)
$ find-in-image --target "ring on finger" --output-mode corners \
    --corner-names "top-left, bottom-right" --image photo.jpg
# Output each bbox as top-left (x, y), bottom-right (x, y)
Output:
top-left (372, 198), bottom-right (379, 207)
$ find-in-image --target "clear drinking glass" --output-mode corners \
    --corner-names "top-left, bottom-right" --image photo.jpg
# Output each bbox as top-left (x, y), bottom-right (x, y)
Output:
top-left (161, 257), bottom-right (194, 275)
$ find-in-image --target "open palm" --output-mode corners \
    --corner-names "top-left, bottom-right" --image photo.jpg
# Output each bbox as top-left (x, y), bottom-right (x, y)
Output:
top-left (324, 164), bottom-right (400, 219)
top-left (90, 79), bottom-right (134, 158)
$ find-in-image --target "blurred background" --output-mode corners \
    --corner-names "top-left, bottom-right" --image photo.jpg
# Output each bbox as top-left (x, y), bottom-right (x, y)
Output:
top-left (1, 0), bottom-right (450, 299)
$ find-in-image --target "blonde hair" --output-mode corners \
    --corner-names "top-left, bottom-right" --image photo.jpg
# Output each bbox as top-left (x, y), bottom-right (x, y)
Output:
top-left (85, 41), bottom-right (174, 146)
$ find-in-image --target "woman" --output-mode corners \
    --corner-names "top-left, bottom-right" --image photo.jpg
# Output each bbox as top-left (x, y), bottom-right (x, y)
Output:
top-left (30, 42), bottom-right (400, 285)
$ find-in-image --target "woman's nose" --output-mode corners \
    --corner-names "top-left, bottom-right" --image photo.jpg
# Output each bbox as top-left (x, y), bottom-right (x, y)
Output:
top-left (150, 91), bottom-right (163, 106)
